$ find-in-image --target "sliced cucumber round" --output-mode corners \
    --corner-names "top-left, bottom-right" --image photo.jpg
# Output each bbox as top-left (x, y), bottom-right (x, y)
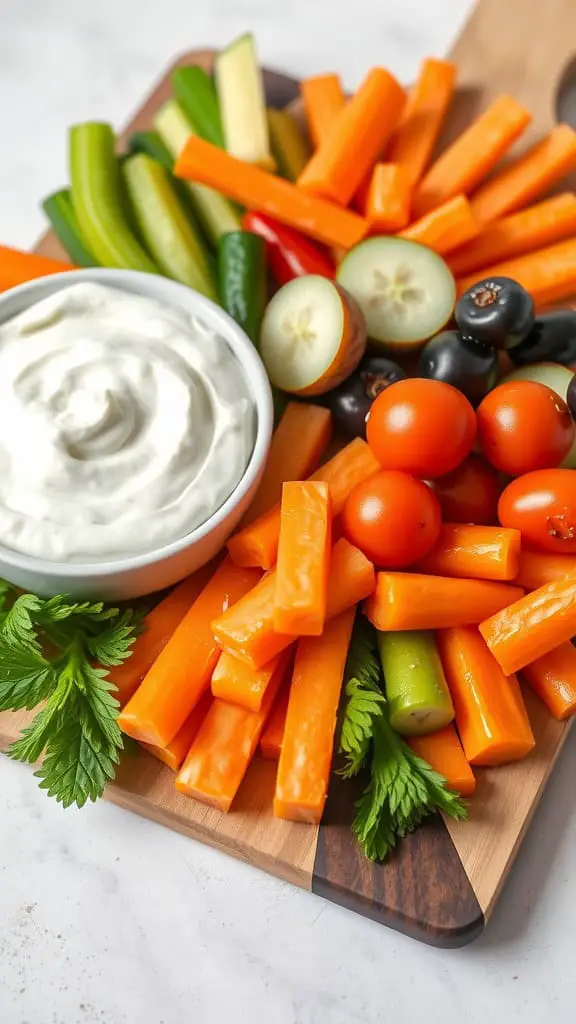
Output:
top-left (378, 630), bottom-right (454, 736)
top-left (336, 236), bottom-right (456, 351)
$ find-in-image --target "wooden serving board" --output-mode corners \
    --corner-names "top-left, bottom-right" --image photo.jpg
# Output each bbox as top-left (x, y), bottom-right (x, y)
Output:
top-left (2, 0), bottom-right (576, 947)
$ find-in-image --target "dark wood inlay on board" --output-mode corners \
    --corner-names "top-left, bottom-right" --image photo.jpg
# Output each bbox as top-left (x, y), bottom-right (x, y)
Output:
top-left (313, 772), bottom-right (484, 948)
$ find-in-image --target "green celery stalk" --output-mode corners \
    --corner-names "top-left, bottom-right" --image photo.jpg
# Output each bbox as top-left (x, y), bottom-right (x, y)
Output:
top-left (41, 189), bottom-right (99, 267)
top-left (172, 66), bottom-right (225, 148)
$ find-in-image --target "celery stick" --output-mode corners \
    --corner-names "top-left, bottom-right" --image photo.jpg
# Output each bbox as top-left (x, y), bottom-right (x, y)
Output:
top-left (267, 108), bottom-right (311, 181)
top-left (122, 154), bottom-right (217, 299)
top-left (42, 189), bottom-right (99, 267)
top-left (215, 33), bottom-right (275, 170)
top-left (69, 123), bottom-right (157, 272)
top-left (172, 66), bottom-right (225, 148)
top-left (378, 631), bottom-right (454, 736)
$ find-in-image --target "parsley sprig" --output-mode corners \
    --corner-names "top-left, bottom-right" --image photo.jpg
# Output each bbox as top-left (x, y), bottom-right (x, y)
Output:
top-left (0, 582), bottom-right (141, 808)
top-left (339, 617), bottom-right (468, 862)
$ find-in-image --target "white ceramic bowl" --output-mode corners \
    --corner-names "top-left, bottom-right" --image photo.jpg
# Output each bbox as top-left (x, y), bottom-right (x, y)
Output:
top-left (0, 268), bottom-right (273, 600)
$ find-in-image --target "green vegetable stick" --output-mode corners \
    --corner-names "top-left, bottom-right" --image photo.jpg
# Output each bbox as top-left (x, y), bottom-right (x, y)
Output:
top-left (41, 189), bottom-right (99, 267)
top-left (122, 154), bottom-right (217, 300)
top-left (172, 66), bottom-right (225, 148)
top-left (217, 231), bottom-right (267, 342)
top-left (378, 630), bottom-right (454, 736)
top-left (267, 108), bottom-right (311, 181)
top-left (69, 122), bottom-right (158, 272)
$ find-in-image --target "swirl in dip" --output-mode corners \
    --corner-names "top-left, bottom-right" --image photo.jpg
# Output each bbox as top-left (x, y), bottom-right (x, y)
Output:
top-left (0, 282), bottom-right (256, 562)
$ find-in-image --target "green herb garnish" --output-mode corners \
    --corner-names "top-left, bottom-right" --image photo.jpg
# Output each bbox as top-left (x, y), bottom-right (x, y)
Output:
top-left (339, 617), bottom-right (468, 862)
top-left (0, 583), bottom-right (141, 808)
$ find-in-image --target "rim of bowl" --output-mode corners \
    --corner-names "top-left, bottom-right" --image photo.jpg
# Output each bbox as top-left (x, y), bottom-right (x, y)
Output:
top-left (0, 267), bottom-right (274, 578)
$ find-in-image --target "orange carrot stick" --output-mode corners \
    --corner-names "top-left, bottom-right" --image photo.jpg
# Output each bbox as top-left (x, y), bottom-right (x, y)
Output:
top-left (470, 125), bottom-right (576, 224)
top-left (300, 74), bottom-right (346, 148)
top-left (242, 402), bottom-right (332, 526)
top-left (365, 573), bottom-right (524, 631)
top-left (514, 550), bottom-right (576, 591)
top-left (260, 687), bottom-right (289, 759)
top-left (109, 561), bottom-right (216, 706)
top-left (211, 648), bottom-right (292, 713)
top-left (479, 569), bottom-right (576, 675)
top-left (365, 163), bottom-right (412, 232)
top-left (297, 67), bottom-right (405, 206)
top-left (457, 237), bottom-right (576, 306)
top-left (415, 524), bottom-right (521, 581)
top-left (141, 691), bottom-right (212, 771)
top-left (399, 195), bottom-right (480, 255)
top-left (274, 608), bottom-right (355, 822)
top-left (448, 193), bottom-right (576, 276)
top-left (436, 626), bottom-right (535, 766)
top-left (228, 437), bottom-right (379, 569)
top-left (175, 649), bottom-right (292, 811)
top-left (118, 558), bottom-right (261, 747)
top-left (0, 245), bottom-right (73, 291)
top-left (174, 136), bottom-right (368, 249)
top-left (213, 537), bottom-right (375, 669)
top-left (408, 724), bottom-right (476, 797)
top-left (274, 481), bottom-right (331, 635)
top-left (387, 58), bottom-right (456, 188)
top-left (522, 642), bottom-right (576, 720)
top-left (412, 95), bottom-right (531, 217)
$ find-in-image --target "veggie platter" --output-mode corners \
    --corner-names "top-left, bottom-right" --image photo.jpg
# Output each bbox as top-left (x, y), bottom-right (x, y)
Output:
top-left (3, 3), bottom-right (576, 949)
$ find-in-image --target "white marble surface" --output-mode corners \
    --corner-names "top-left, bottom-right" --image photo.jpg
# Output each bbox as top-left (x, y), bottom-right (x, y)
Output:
top-left (2, 1), bottom-right (576, 1022)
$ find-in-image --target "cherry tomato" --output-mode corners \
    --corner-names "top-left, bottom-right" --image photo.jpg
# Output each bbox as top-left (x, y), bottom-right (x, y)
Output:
top-left (476, 381), bottom-right (574, 477)
top-left (498, 469), bottom-right (576, 553)
top-left (342, 470), bottom-right (442, 568)
top-left (432, 454), bottom-right (502, 525)
top-left (366, 379), bottom-right (476, 479)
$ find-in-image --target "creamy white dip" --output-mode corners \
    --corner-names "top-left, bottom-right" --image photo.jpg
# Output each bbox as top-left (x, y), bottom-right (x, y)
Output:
top-left (0, 282), bottom-right (256, 562)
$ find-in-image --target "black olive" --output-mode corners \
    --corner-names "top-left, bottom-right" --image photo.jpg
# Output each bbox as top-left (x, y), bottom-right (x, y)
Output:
top-left (328, 355), bottom-right (407, 438)
top-left (418, 330), bottom-right (498, 406)
top-left (568, 373), bottom-right (576, 419)
top-left (454, 276), bottom-right (535, 350)
top-left (508, 310), bottom-right (576, 366)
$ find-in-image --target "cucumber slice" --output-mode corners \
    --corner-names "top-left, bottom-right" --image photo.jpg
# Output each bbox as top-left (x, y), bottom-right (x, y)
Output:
top-left (217, 231), bottom-right (267, 342)
top-left (69, 122), bottom-right (158, 273)
top-left (337, 236), bottom-right (456, 352)
top-left (215, 33), bottom-right (275, 170)
top-left (260, 275), bottom-right (366, 396)
top-left (172, 66), bottom-right (225, 149)
top-left (122, 154), bottom-right (217, 299)
top-left (267, 108), bottom-right (311, 181)
top-left (41, 189), bottom-right (98, 267)
top-left (127, 130), bottom-right (175, 169)
top-left (378, 630), bottom-right (454, 736)
top-left (502, 362), bottom-right (576, 468)
top-left (154, 100), bottom-right (242, 246)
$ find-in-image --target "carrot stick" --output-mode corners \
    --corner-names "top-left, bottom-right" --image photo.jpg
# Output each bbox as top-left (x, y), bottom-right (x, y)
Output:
top-left (436, 626), bottom-right (535, 765)
top-left (260, 687), bottom-right (289, 759)
top-left (274, 608), bottom-right (356, 822)
top-left (365, 573), bottom-right (524, 631)
top-left (415, 524), bottom-right (521, 581)
top-left (0, 245), bottom-right (73, 291)
top-left (214, 537), bottom-right (375, 670)
top-left (227, 438), bottom-right (379, 569)
top-left (174, 136), bottom-right (368, 249)
top-left (470, 125), bottom-right (576, 225)
top-left (479, 569), bottom-right (576, 675)
top-left (175, 649), bottom-right (292, 811)
top-left (300, 74), bottom-right (346, 148)
top-left (109, 561), bottom-right (217, 706)
top-left (387, 58), bottom-right (457, 188)
top-left (274, 481), bottom-right (331, 635)
top-left (514, 550), bottom-right (576, 591)
top-left (522, 642), bottom-right (576, 720)
top-left (117, 558), bottom-right (261, 747)
top-left (399, 195), bottom-right (480, 255)
top-left (141, 691), bottom-right (212, 771)
top-left (457, 237), bottom-right (576, 306)
top-left (241, 401), bottom-right (332, 526)
top-left (297, 67), bottom-right (405, 206)
top-left (365, 163), bottom-right (412, 232)
top-left (211, 648), bottom-right (292, 713)
top-left (412, 95), bottom-right (531, 217)
top-left (408, 724), bottom-right (476, 796)
top-left (448, 193), bottom-right (576, 276)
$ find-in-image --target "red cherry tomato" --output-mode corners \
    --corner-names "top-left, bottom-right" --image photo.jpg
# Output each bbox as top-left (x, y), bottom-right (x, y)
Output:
top-left (342, 470), bottom-right (442, 568)
top-left (476, 381), bottom-right (574, 477)
top-left (366, 378), bottom-right (476, 479)
top-left (498, 469), bottom-right (576, 553)
top-left (432, 454), bottom-right (502, 525)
